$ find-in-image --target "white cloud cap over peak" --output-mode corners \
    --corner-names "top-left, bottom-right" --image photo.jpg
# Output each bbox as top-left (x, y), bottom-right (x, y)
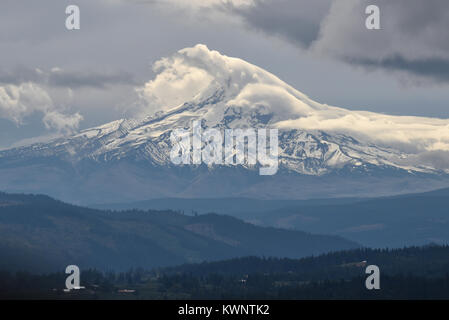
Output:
top-left (137, 44), bottom-right (449, 157)
top-left (137, 44), bottom-right (323, 119)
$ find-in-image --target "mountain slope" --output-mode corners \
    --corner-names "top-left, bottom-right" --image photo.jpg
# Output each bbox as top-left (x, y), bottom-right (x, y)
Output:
top-left (1, 44), bottom-right (449, 203)
top-left (0, 192), bottom-right (359, 272)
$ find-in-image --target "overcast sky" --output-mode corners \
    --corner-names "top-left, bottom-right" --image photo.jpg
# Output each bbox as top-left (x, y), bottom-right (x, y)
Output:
top-left (0, 0), bottom-right (448, 148)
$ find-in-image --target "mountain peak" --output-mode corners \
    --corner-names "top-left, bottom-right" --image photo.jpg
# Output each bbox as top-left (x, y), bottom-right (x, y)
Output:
top-left (1, 46), bottom-right (449, 203)
top-left (138, 44), bottom-right (321, 124)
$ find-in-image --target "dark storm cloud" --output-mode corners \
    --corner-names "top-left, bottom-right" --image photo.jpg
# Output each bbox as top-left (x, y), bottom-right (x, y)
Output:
top-left (345, 56), bottom-right (449, 83)
top-left (320, 0), bottom-right (449, 82)
top-left (229, 0), bottom-right (332, 48)
top-left (228, 0), bottom-right (449, 82)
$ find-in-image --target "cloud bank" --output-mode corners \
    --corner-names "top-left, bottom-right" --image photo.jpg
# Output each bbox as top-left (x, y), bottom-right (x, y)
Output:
top-left (0, 66), bottom-right (139, 134)
top-left (0, 82), bottom-right (82, 133)
top-left (276, 109), bottom-right (449, 154)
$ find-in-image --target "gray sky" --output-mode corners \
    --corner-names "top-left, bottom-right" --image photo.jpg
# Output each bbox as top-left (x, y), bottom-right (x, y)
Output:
top-left (0, 0), bottom-right (448, 148)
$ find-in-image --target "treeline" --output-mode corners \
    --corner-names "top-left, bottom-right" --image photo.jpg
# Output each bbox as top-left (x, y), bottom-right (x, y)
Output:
top-left (159, 244), bottom-right (449, 279)
top-left (1, 245), bottom-right (449, 299)
top-left (2, 270), bottom-right (449, 300)
top-left (155, 273), bottom-right (449, 299)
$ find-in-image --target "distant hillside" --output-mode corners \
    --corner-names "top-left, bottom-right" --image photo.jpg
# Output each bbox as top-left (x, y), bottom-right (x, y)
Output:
top-left (93, 187), bottom-right (449, 248)
top-left (257, 187), bottom-right (449, 248)
top-left (0, 192), bottom-right (358, 273)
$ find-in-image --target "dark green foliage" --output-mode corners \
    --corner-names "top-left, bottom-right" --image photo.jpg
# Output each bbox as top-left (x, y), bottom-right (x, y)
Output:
top-left (1, 245), bottom-right (449, 299)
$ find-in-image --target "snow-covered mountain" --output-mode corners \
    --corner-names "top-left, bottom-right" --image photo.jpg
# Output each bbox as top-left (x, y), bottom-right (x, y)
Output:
top-left (1, 45), bottom-right (449, 203)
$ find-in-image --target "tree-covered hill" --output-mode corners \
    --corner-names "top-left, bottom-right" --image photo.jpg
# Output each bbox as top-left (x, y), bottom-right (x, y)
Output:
top-left (0, 192), bottom-right (358, 272)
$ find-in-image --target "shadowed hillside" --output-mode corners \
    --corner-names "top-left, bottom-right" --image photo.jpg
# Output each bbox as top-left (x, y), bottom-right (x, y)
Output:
top-left (0, 192), bottom-right (358, 272)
